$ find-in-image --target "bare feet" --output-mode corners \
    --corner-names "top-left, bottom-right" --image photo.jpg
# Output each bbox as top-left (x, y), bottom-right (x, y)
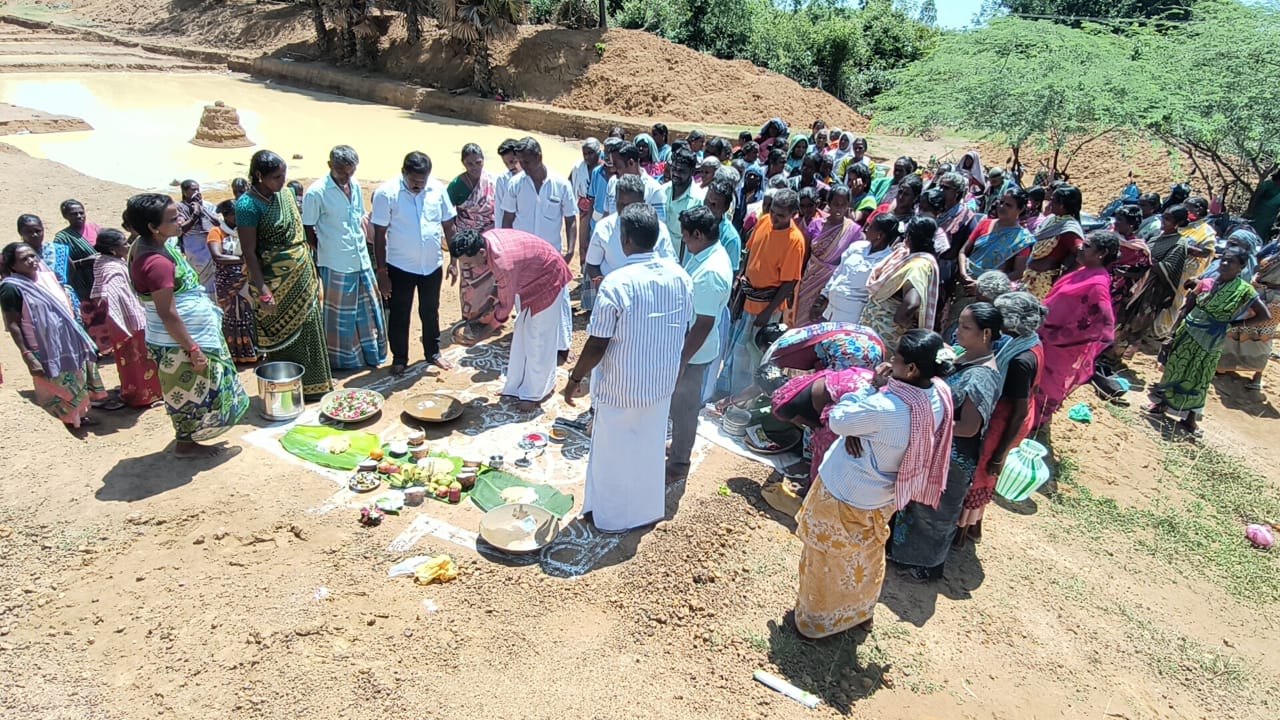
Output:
top-left (174, 441), bottom-right (228, 459)
top-left (429, 354), bottom-right (453, 371)
top-left (515, 399), bottom-right (541, 412)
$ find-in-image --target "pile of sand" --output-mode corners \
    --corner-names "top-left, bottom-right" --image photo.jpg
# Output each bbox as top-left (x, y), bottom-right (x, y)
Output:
top-left (190, 100), bottom-right (253, 148)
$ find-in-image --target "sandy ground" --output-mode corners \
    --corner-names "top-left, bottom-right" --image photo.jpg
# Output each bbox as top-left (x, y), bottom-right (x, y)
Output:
top-left (0, 23), bottom-right (1279, 720)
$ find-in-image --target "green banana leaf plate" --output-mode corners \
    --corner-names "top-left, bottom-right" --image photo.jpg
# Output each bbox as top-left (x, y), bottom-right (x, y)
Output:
top-left (280, 425), bottom-right (383, 471)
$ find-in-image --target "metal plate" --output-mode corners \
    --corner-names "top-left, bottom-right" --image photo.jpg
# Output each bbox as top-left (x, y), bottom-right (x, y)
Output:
top-left (318, 388), bottom-right (385, 424)
top-left (478, 503), bottom-right (562, 555)
top-left (401, 393), bottom-right (464, 423)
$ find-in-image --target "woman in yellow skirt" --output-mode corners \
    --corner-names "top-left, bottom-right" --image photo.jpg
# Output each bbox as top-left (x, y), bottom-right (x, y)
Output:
top-left (789, 330), bottom-right (954, 639)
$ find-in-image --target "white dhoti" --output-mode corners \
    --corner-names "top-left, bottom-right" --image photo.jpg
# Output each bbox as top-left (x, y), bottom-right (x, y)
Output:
top-left (582, 399), bottom-right (669, 532)
top-left (502, 296), bottom-right (561, 402)
top-left (558, 286), bottom-right (572, 351)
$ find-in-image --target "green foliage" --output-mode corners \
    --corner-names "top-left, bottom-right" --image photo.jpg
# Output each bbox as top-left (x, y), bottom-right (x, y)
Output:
top-left (612, 0), bottom-right (938, 109)
top-left (870, 17), bottom-right (1141, 171)
top-left (1135, 0), bottom-right (1280, 202)
top-left (980, 0), bottom-right (1194, 24)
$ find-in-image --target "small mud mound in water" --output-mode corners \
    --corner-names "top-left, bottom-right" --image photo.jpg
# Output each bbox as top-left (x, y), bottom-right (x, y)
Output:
top-left (190, 100), bottom-right (253, 148)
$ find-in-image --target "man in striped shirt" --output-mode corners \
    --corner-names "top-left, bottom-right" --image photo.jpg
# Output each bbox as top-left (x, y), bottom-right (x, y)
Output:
top-left (564, 203), bottom-right (694, 533)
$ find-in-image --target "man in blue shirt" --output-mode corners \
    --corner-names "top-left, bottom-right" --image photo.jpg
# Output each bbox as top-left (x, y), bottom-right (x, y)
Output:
top-left (667, 206), bottom-right (733, 482)
top-left (303, 145), bottom-right (387, 370)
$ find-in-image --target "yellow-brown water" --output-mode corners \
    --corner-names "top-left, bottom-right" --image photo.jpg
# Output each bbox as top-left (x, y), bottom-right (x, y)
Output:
top-left (0, 72), bottom-right (583, 190)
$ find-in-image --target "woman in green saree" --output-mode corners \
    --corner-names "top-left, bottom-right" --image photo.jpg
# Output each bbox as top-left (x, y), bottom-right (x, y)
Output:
top-left (235, 150), bottom-right (333, 397)
top-left (1147, 246), bottom-right (1271, 437)
top-left (125, 194), bottom-right (249, 457)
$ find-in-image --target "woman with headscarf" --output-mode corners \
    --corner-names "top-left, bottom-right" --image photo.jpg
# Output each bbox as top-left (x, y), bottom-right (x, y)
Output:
top-left (236, 149), bottom-right (334, 398)
top-left (1111, 204), bottom-right (1190, 359)
top-left (788, 330), bottom-right (953, 639)
top-left (958, 151), bottom-right (986, 198)
top-left (889, 303), bottom-right (1002, 581)
top-left (1, 241), bottom-right (106, 428)
top-left (757, 118), bottom-right (788, 154)
top-left (1219, 242), bottom-right (1280, 389)
top-left (957, 291), bottom-right (1046, 544)
top-left (1021, 184), bottom-right (1085, 299)
top-left (1148, 246), bottom-right (1269, 437)
top-left (1033, 231), bottom-right (1120, 428)
top-left (632, 133), bottom-right (666, 181)
top-left (859, 217), bottom-right (941, 352)
top-left (784, 136), bottom-right (809, 175)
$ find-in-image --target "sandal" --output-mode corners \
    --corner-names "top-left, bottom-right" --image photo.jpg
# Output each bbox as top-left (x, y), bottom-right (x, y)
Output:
top-left (1143, 402), bottom-right (1166, 416)
top-left (1176, 421), bottom-right (1203, 439)
top-left (92, 398), bottom-right (125, 411)
top-left (1246, 380), bottom-right (1265, 390)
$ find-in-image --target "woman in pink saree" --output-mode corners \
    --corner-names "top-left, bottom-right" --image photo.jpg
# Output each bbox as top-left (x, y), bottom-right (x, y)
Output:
top-left (1032, 230), bottom-right (1119, 429)
top-left (447, 143), bottom-right (500, 344)
top-left (796, 186), bottom-right (862, 326)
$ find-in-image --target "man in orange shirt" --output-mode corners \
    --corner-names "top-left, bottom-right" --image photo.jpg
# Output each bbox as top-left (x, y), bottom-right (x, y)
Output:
top-left (716, 188), bottom-right (806, 395)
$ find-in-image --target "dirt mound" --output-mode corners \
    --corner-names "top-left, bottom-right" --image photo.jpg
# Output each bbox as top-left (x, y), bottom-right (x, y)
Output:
top-left (190, 100), bottom-right (253, 148)
top-left (978, 134), bottom-right (1187, 211)
top-left (499, 28), bottom-right (870, 131)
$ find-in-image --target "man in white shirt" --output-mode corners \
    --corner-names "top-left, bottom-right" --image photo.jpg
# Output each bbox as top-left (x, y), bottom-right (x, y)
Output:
top-left (569, 138), bottom-right (602, 266)
top-left (604, 142), bottom-right (667, 221)
top-left (584, 174), bottom-right (675, 280)
top-left (371, 151), bottom-right (457, 375)
top-left (564, 203), bottom-right (693, 532)
top-left (492, 138), bottom-right (521, 220)
top-left (500, 137), bottom-right (577, 359)
top-left (303, 145), bottom-right (386, 370)
top-left (667, 206), bottom-right (733, 483)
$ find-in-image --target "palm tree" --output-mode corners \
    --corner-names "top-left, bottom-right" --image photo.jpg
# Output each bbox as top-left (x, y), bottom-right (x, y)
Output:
top-left (597, 0), bottom-right (606, 28)
top-left (311, 0), bottom-right (331, 55)
top-left (401, 0), bottom-right (432, 45)
top-left (440, 0), bottom-right (524, 94)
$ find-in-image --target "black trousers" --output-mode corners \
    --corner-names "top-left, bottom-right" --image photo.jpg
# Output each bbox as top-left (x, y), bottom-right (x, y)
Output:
top-left (387, 263), bottom-right (443, 365)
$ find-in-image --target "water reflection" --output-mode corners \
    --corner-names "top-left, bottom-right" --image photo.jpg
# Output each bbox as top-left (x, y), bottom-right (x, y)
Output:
top-left (0, 72), bottom-right (582, 190)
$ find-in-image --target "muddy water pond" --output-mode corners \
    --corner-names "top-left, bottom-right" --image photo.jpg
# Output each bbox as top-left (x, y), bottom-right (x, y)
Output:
top-left (0, 71), bottom-right (583, 191)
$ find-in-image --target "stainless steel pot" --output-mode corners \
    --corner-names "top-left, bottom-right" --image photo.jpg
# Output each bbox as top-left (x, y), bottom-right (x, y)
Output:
top-left (255, 361), bottom-right (305, 421)
top-left (722, 406), bottom-right (752, 437)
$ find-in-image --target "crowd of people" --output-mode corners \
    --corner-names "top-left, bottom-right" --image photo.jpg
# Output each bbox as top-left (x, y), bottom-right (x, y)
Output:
top-left (3, 117), bottom-right (1278, 642)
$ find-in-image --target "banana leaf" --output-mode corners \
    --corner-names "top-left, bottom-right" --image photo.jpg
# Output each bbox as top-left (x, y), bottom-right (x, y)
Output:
top-left (281, 425), bottom-right (382, 470)
top-left (469, 469), bottom-right (575, 518)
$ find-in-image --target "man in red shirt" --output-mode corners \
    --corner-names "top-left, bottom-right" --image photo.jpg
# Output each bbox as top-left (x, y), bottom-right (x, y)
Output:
top-left (448, 228), bottom-right (573, 411)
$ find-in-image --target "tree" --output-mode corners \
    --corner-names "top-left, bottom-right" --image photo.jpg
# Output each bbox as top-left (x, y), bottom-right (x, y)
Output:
top-left (311, 0), bottom-right (330, 55)
top-left (870, 17), bottom-right (1143, 176)
top-left (1136, 0), bottom-right (1280, 208)
top-left (599, 0), bottom-right (607, 27)
top-left (400, 0), bottom-right (434, 44)
top-left (440, 0), bottom-right (525, 94)
top-left (917, 0), bottom-right (936, 25)
top-left (979, 0), bottom-right (1193, 24)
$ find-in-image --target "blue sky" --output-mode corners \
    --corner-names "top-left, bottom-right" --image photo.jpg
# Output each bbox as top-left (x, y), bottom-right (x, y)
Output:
top-left (935, 0), bottom-right (985, 28)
